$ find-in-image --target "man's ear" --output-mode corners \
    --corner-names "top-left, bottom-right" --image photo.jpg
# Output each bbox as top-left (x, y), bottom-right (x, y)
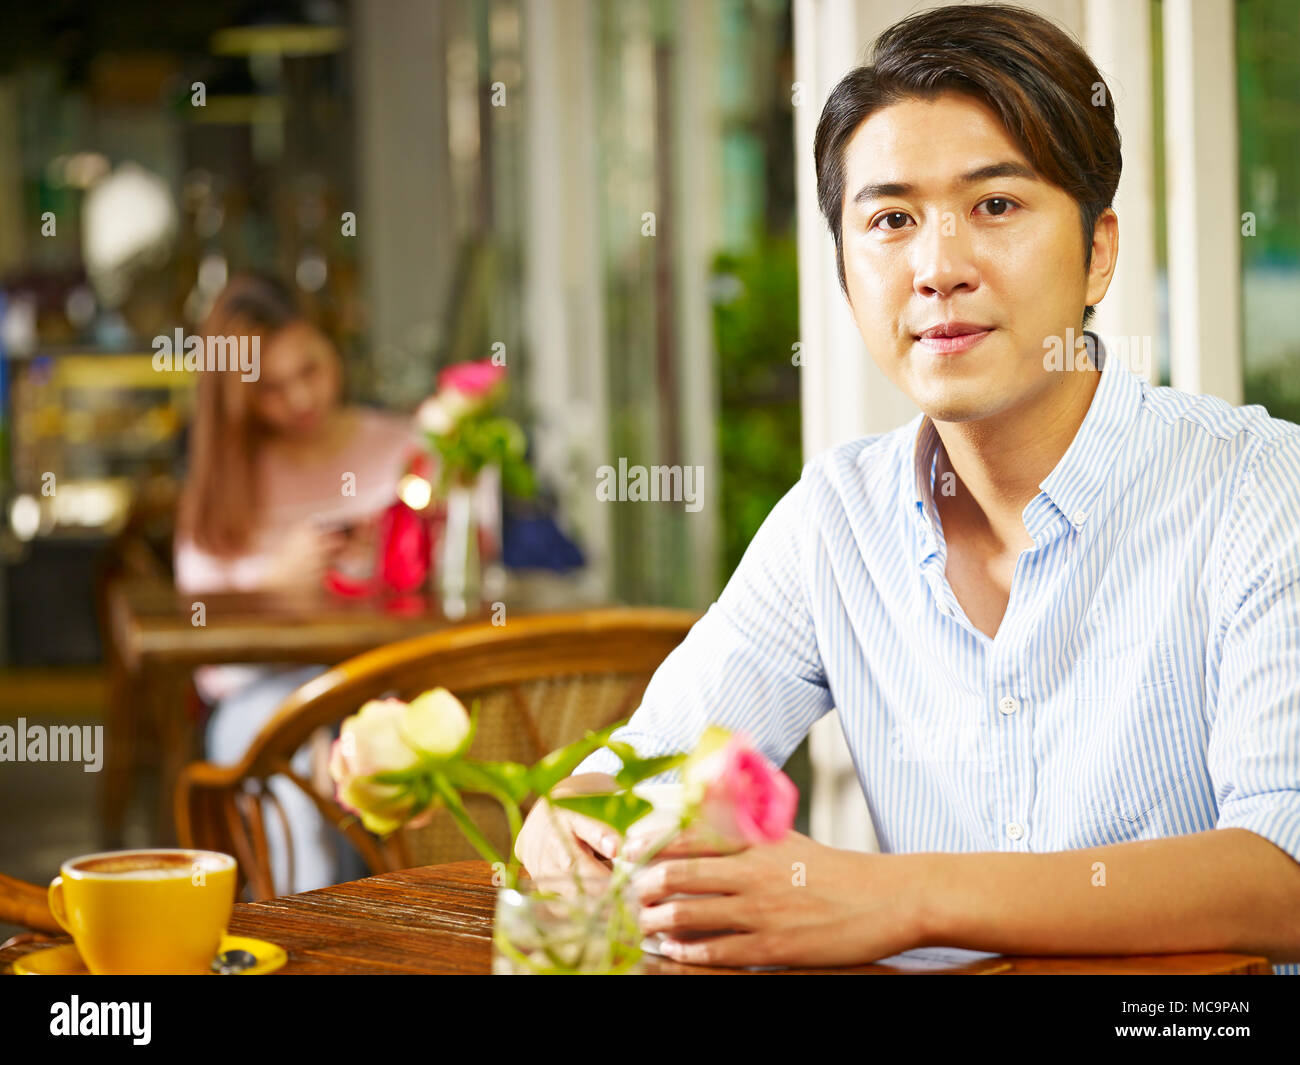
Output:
top-left (1084, 208), bottom-right (1119, 308)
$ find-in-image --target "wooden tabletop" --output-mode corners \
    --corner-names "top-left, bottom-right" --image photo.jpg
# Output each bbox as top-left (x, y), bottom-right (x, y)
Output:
top-left (2, 861), bottom-right (1273, 975)
top-left (106, 571), bottom-right (605, 669)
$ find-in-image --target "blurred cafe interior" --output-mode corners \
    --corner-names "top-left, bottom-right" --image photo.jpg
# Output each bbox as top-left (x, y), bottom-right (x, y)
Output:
top-left (0, 0), bottom-right (1298, 946)
top-left (0, 0), bottom-right (810, 930)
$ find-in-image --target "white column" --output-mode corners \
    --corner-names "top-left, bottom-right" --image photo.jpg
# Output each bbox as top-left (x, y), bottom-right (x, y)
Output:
top-left (1083, 0), bottom-right (1159, 383)
top-left (1161, 0), bottom-right (1242, 402)
top-left (521, 0), bottom-right (612, 596)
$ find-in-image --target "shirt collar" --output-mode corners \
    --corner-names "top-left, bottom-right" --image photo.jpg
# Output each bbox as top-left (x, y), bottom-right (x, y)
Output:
top-left (909, 414), bottom-right (944, 559)
top-left (906, 331), bottom-right (1145, 553)
top-left (1036, 332), bottom-right (1144, 531)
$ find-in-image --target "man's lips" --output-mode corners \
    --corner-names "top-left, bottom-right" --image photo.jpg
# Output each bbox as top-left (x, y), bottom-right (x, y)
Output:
top-left (913, 323), bottom-right (994, 354)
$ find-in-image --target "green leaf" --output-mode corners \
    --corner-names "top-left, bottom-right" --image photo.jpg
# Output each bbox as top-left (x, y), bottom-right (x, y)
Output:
top-left (613, 752), bottom-right (687, 789)
top-left (550, 792), bottom-right (654, 836)
top-left (604, 740), bottom-right (639, 764)
top-left (602, 740), bottom-right (687, 787)
top-left (527, 720), bottom-right (627, 795)
top-left (442, 759), bottom-right (531, 805)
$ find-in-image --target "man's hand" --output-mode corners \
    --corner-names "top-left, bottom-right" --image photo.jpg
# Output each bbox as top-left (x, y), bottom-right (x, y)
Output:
top-left (631, 830), bottom-right (925, 968)
top-left (514, 773), bottom-right (623, 893)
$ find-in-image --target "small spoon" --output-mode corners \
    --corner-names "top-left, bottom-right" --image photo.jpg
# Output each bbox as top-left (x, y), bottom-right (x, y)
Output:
top-left (211, 948), bottom-right (258, 974)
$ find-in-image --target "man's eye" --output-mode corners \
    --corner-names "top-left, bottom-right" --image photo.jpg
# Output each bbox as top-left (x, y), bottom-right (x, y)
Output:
top-left (977, 197), bottom-right (1018, 217)
top-left (872, 211), bottom-right (912, 231)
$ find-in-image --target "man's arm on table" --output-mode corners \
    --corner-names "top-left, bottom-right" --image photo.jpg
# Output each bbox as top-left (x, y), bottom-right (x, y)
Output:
top-left (638, 436), bottom-right (1300, 967)
top-left (919, 828), bottom-right (1300, 963)
top-left (633, 825), bottom-right (1300, 966)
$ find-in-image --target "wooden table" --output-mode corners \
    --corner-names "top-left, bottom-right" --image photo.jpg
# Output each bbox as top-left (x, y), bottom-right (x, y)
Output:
top-left (2, 861), bottom-right (1272, 975)
top-left (101, 573), bottom-right (603, 845)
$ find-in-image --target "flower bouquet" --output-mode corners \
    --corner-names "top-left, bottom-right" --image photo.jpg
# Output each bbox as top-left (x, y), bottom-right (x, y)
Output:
top-left (416, 359), bottom-right (534, 497)
top-left (414, 359), bottom-right (534, 616)
top-left (328, 690), bottom-right (798, 974)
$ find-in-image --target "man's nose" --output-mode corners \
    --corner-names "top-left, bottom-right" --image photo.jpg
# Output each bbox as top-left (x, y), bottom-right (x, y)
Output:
top-left (911, 216), bottom-right (980, 298)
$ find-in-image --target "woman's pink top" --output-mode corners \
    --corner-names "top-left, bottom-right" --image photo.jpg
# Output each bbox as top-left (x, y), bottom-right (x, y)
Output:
top-left (174, 407), bottom-right (423, 703)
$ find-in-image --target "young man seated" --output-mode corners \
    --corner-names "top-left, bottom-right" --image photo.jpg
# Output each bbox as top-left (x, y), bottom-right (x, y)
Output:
top-left (517, 3), bottom-right (1300, 973)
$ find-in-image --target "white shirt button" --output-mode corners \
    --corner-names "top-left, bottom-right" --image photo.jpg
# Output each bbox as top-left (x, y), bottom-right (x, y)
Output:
top-left (998, 695), bottom-right (1019, 715)
top-left (1072, 510), bottom-right (1088, 525)
top-left (1006, 821), bottom-right (1024, 841)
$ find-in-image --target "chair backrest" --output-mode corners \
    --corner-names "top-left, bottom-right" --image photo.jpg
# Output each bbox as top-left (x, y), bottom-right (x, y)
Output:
top-left (175, 607), bottom-right (698, 899)
top-left (0, 871), bottom-right (61, 935)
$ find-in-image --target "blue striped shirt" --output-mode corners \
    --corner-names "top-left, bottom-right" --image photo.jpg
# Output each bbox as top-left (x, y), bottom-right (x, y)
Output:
top-left (578, 337), bottom-right (1300, 974)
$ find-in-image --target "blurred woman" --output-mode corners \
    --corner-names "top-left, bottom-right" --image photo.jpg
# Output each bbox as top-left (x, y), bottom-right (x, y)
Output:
top-left (175, 273), bottom-right (421, 894)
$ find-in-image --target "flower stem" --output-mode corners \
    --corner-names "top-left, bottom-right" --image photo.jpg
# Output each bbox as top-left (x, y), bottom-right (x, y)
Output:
top-left (430, 775), bottom-right (505, 867)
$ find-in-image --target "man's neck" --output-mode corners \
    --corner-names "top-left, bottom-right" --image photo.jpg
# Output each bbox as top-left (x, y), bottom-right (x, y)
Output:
top-left (932, 367), bottom-right (1102, 557)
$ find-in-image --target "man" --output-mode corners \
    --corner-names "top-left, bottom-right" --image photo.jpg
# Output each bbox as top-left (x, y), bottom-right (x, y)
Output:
top-left (517, 3), bottom-right (1300, 973)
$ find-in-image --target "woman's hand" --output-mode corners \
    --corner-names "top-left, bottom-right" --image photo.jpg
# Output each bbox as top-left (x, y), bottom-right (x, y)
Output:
top-left (265, 523), bottom-right (344, 590)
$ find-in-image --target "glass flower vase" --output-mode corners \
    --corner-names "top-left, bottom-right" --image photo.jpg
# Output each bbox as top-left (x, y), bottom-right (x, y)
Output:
top-left (492, 876), bottom-right (644, 975)
top-left (435, 468), bottom-right (504, 620)
top-left (437, 482), bottom-right (480, 620)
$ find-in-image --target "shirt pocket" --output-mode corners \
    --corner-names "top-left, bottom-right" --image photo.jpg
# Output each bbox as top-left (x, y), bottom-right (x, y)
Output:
top-left (1073, 643), bottom-right (1196, 823)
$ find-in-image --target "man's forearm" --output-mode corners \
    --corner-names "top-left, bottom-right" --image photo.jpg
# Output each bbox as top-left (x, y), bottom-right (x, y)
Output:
top-left (912, 828), bottom-right (1300, 964)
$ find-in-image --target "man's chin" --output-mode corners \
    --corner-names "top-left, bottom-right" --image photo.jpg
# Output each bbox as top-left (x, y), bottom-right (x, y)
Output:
top-left (909, 384), bottom-right (1001, 425)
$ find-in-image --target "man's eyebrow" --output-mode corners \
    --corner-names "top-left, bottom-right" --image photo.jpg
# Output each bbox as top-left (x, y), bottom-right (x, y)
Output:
top-left (959, 161), bottom-right (1039, 186)
top-left (851, 161), bottom-right (1039, 205)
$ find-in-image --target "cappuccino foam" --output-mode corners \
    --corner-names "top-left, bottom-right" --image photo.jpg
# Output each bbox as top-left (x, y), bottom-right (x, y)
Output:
top-left (71, 852), bottom-right (228, 879)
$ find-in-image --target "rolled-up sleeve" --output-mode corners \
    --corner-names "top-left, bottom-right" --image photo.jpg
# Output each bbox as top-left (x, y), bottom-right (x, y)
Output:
top-left (1209, 433), bottom-right (1300, 865)
top-left (574, 470), bottom-right (833, 778)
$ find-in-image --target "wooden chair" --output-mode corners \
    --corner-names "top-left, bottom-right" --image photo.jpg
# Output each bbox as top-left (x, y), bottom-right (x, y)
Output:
top-left (175, 607), bottom-right (699, 900)
top-left (0, 871), bottom-right (61, 951)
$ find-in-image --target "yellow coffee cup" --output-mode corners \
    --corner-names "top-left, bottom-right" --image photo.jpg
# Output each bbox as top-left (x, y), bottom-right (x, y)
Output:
top-left (47, 849), bottom-right (236, 975)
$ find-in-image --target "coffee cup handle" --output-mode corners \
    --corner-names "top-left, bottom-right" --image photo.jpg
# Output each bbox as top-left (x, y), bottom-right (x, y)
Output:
top-left (47, 876), bottom-right (72, 933)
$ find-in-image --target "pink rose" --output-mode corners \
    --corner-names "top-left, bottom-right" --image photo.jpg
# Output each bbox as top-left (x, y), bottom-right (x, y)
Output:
top-left (437, 359), bottom-right (506, 399)
top-left (681, 727), bottom-right (798, 847)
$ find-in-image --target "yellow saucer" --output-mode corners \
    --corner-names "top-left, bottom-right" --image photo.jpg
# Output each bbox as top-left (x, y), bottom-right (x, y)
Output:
top-left (12, 935), bottom-right (287, 976)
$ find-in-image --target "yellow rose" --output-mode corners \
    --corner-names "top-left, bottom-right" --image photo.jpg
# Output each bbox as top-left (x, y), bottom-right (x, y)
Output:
top-left (328, 689), bottom-right (471, 835)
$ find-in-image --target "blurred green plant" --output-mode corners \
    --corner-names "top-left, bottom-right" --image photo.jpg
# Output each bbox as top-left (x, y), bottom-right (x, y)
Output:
top-left (1244, 353), bottom-right (1300, 426)
top-left (711, 232), bottom-right (802, 578)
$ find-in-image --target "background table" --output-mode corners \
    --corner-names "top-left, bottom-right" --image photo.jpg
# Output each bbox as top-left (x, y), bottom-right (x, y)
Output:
top-left (2, 861), bottom-right (1273, 974)
top-left (101, 573), bottom-right (602, 844)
